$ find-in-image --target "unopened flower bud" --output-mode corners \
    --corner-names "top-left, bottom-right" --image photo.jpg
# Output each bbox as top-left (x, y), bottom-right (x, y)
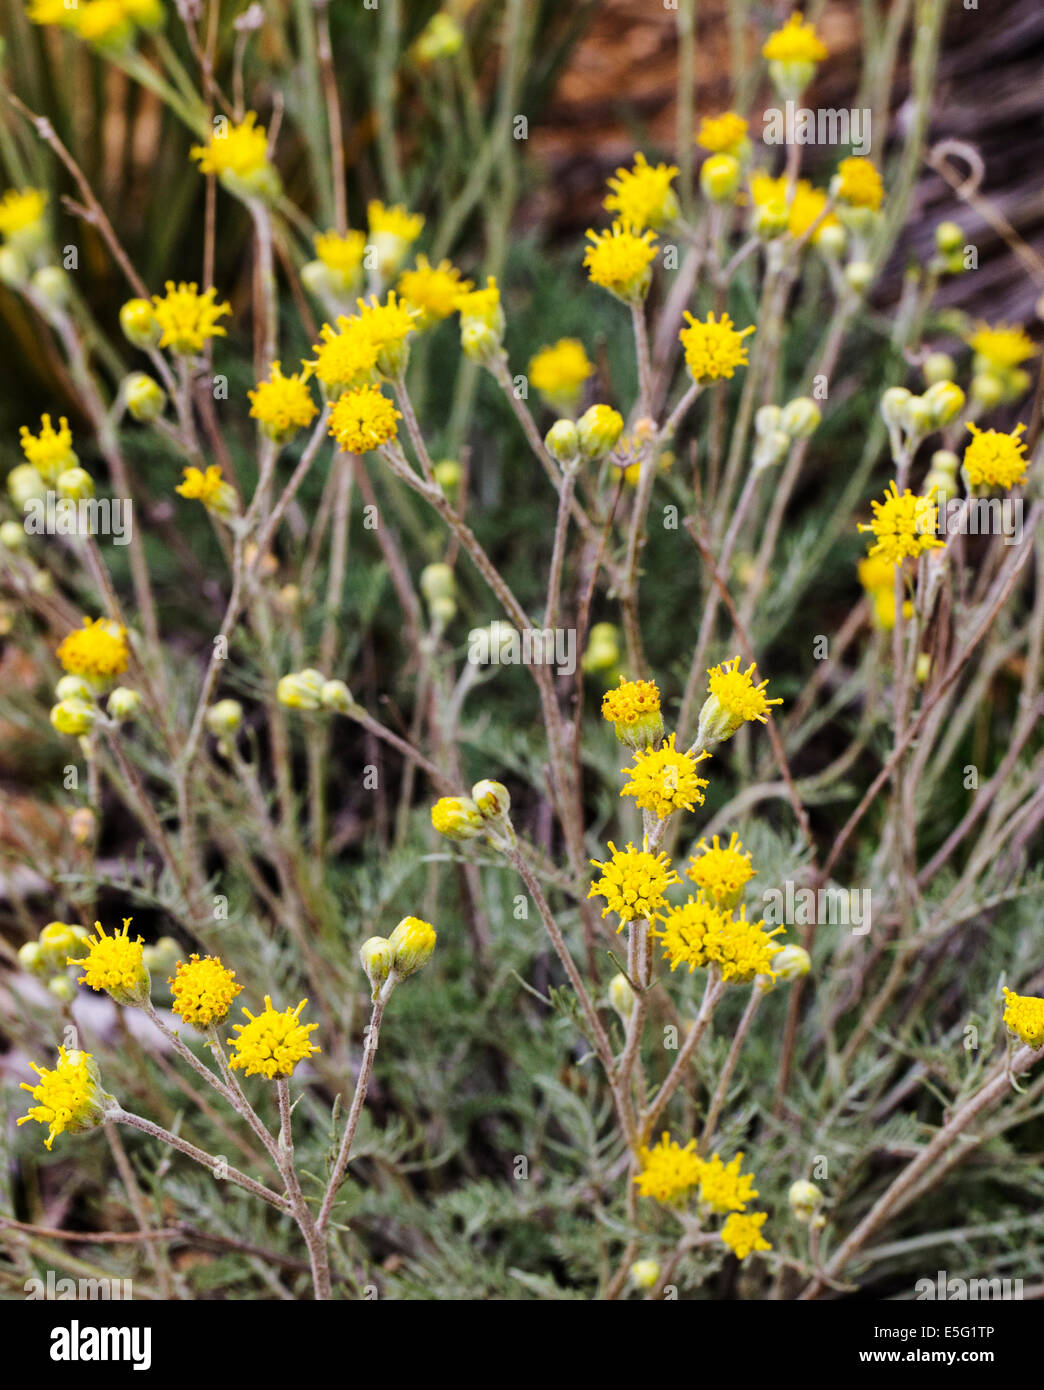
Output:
top-left (276, 669), bottom-right (326, 711)
top-left (768, 57), bottom-right (817, 100)
top-left (770, 944), bottom-right (811, 982)
top-left (921, 352), bottom-right (956, 386)
top-left (922, 380), bottom-right (965, 428)
top-left (107, 686), bottom-right (142, 722)
top-left (320, 679), bottom-right (352, 713)
top-left (879, 387), bottom-right (912, 430)
top-left (433, 459), bottom-right (462, 494)
top-left (48, 975), bottom-right (77, 1004)
top-left (545, 418), bottom-right (580, 464)
top-left (779, 397), bottom-right (821, 439)
top-left (69, 807), bottom-right (96, 845)
top-left (430, 795), bottom-right (484, 841)
top-left (935, 221), bottom-right (964, 255)
top-left (461, 319), bottom-right (502, 368)
top-left (472, 779), bottom-right (510, 821)
top-left (8, 463), bottom-right (48, 509)
top-left (754, 405), bottom-right (782, 438)
top-left (930, 448), bottom-right (959, 477)
top-left (752, 198), bottom-right (789, 240)
top-left (630, 1258), bottom-right (661, 1289)
top-left (38, 922), bottom-right (83, 973)
top-left (31, 265), bottom-right (69, 307)
top-left (815, 222), bottom-right (846, 258)
top-left (420, 562), bottom-right (455, 605)
top-left (0, 519), bottom-right (26, 551)
top-left (899, 394), bottom-right (935, 438)
top-left (700, 153), bottom-right (741, 202)
top-left (970, 372), bottom-right (1006, 410)
top-left (124, 372), bottom-right (166, 422)
top-left (582, 621), bottom-right (620, 674)
top-left (57, 467), bottom-right (94, 501)
top-left (205, 699), bottom-right (243, 738)
top-left (577, 404), bottom-right (624, 459)
top-left (359, 936), bottom-right (395, 999)
top-left (0, 245), bottom-right (29, 289)
top-left (18, 941), bottom-right (42, 973)
top-left (844, 259), bottom-right (873, 295)
top-left (608, 972), bottom-right (636, 1022)
top-left (120, 298), bottom-right (162, 349)
top-left (50, 698), bottom-right (96, 737)
top-left (387, 915), bottom-right (437, 979)
top-left (788, 1179), bottom-right (823, 1223)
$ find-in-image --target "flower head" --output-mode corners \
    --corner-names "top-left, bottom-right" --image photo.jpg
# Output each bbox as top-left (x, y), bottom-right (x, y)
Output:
top-left (834, 156), bottom-right (884, 210)
top-left (966, 322), bottom-right (1037, 371)
top-left (20, 413), bottom-right (77, 483)
top-left (56, 617), bottom-right (129, 683)
top-left (762, 11), bottom-right (828, 62)
top-left (601, 677), bottom-right (664, 748)
top-left (749, 173), bottom-right (838, 243)
top-left (315, 228), bottom-right (367, 277)
top-left (634, 1132), bottom-right (703, 1202)
top-left (584, 222), bottom-right (658, 302)
top-left (698, 1151), bottom-right (759, 1213)
top-left (352, 291), bottom-right (419, 375)
top-left (697, 112), bottom-right (748, 155)
top-left (589, 841), bottom-right (680, 927)
top-left (191, 112), bottom-right (273, 184)
top-left (387, 915), bottom-right (437, 979)
top-left (176, 464), bottom-right (238, 519)
top-left (248, 361), bottom-right (317, 443)
top-left (654, 894), bottom-right (784, 982)
top-left (962, 423), bottom-right (1028, 491)
top-left (367, 200), bottom-right (424, 277)
top-left (309, 317), bottom-right (380, 393)
top-left (620, 734), bottom-right (711, 820)
top-left (528, 338), bottom-right (595, 412)
top-left (680, 311), bottom-right (754, 383)
top-left (328, 384), bottom-right (401, 454)
top-left (19, 1047), bottom-right (108, 1149)
top-left (857, 480), bottom-right (944, 565)
top-left (68, 917), bottom-right (150, 1006)
top-left (1002, 987), bottom-right (1044, 1050)
top-left (686, 832), bottom-right (755, 908)
top-left (228, 996), bottom-right (320, 1079)
top-left (431, 795), bottom-right (485, 841)
top-left (455, 276), bottom-right (502, 330)
top-left (603, 152), bottom-right (680, 231)
top-left (170, 953), bottom-right (242, 1029)
top-left (696, 656), bottom-right (782, 747)
top-left (721, 1210), bottom-right (772, 1260)
top-left (397, 256), bottom-right (472, 326)
top-left (151, 281), bottom-right (231, 355)
top-left (0, 187), bottom-right (48, 246)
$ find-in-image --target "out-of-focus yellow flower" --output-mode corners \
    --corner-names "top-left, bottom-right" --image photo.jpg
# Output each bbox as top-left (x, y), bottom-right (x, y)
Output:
top-left (762, 10), bottom-right (827, 61)
top-left (749, 173), bottom-right (838, 243)
top-left (589, 841), bottom-right (680, 927)
top-left (634, 1132), bottom-right (702, 1203)
top-left (0, 187), bottom-right (48, 249)
top-left (834, 156), bottom-right (884, 210)
top-left (308, 317), bottom-right (380, 394)
top-left (191, 112), bottom-right (280, 200)
top-left (686, 832), bottom-right (755, 908)
top-left (680, 311), bottom-right (754, 383)
top-left (170, 954), bottom-right (242, 1029)
top-left (455, 275), bottom-right (502, 331)
top-left (315, 228), bottom-right (366, 275)
top-left (698, 1151), bottom-right (759, 1213)
top-left (68, 917), bottom-right (150, 1006)
top-left (397, 256), bottom-right (472, 327)
top-left (248, 361), bottom-right (318, 443)
top-left (353, 291), bottom-right (419, 375)
top-left (57, 617), bottom-right (128, 683)
top-left (858, 481), bottom-right (943, 566)
top-left (1002, 987), bottom-right (1044, 1050)
top-left (620, 734), bottom-right (711, 819)
top-left (176, 464), bottom-right (238, 519)
top-left (528, 338), bottom-right (594, 413)
top-left (328, 384), bottom-right (401, 454)
top-left (966, 322), bottom-right (1037, 372)
top-left (962, 423), bottom-right (1028, 491)
top-left (603, 152), bottom-right (679, 231)
top-left (584, 221), bottom-right (658, 302)
top-left (697, 112), bottom-right (748, 156)
top-left (410, 11), bottom-right (463, 65)
top-left (577, 403), bottom-right (624, 458)
top-left (228, 997), bottom-right (320, 1080)
top-left (367, 200), bottom-right (424, 278)
top-left (721, 1211), bottom-right (772, 1259)
top-left (20, 413), bottom-right (77, 483)
top-left (858, 553), bottom-right (912, 631)
top-left (151, 281), bottom-right (231, 354)
top-left (19, 1047), bottom-right (108, 1150)
top-left (455, 276), bottom-right (505, 364)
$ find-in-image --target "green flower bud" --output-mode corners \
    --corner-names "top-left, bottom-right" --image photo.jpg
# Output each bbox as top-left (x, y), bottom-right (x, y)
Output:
top-left (752, 198), bottom-right (789, 241)
top-left (788, 1179), bottom-right (823, 1223)
top-left (18, 941), bottom-right (42, 973)
top-left (930, 448), bottom-right (960, 477)
top-left (472, 779), bottom-right (510, 821)
top-left (0, 245), bottom-right (29, 290)
top-left (48, 975), bottom-right (77, 1004)
top-left (753, 428), bottom-right (792, 472)
top-left (119, 298), bottom-right (162, 350)
top-left (55, 674), bottom-right (93, 701)
top-left (779, 397), bottom-right (822, 439)
top-left (630, 1258), bottom-right (661, 1289)
top-left (582, 621), bottom-right (620, 674)
top-left (608, 972), bottom-right (636, 1022)
top-left (420, 562), bottom-right (455, 604)
top-left (545, 418), bottom-right (580, 464)
top-left (7, 463), bottom-right (48, 509)
top-left (0, 519), bottom-right (26, 551)
top-left (124, 372), bottom-right (166, 423)
top-left (970, 371), bottom-right (1006, 410)
top-left (412, 12), bottom-right (464, 64)
top-left (387, 915), bottom-right (437, 979)
top-left (921, 352), bottom-right (956, 386)
top-left (433, 459), bottom-right (462, 495)
top-left (844, 259), bottom-right (873, 295)
top-left (815, 222), bottom-right (847, 259)
top-left (205, 699), bottom-right (243, 738)
top-left (935, 221), bottom-right (964, 255)
top-left (107, 686), bottom-right (142, 722)
top-left (50, 698), bottom-right (96, 737)
top-left (754, 405), bottom-right (782, 438)
top-left (320, 679), bottom-right (352, 713)
top-left (923, 469), bottom-right (958, 508)
top-left (577, 404), bottom-right (624, 459)
top-left (700, 153), bottom-right (741, 202)
top-left (31, 265), bottom-right (70, 307)
top-left (276, 668), bottom-right (326, 711)
top-left (768, 57), bottom-right (817, 100)
top-left (461, 319), bottom-right (502, 368)
top-left (770, 944), bottom-right (811, 981)
top-left (921, 380), bottom-right (965, 428)
top-left (56, 467), bottom-right (94, 501)
top-left (879, 387), bottom-right (913, 430)
top-left (359, 935), bottom-right (395, 1000)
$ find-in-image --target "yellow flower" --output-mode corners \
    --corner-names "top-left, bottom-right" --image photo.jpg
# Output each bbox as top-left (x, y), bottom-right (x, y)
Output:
top-left (367, 199), bottom-right (424, 244)
top-left (68, 917), bottom-right (150, 1006)
top-left (857, 480), bottom-right (944, 565)
top-left (721, 1210), bottom-right (772, 1259)
top-left (19, 413), bottom-right (77, 484)
top-left (835, 156), bottom-right (884, 210)
top-left (857, 553), bottom-right (895, 593)
top-left (387, 915), bottom-right (437, 979)
top-left (19, 1047), bottom-right (107, 1150)
top-left (583, 221), bottom-right (658, 302)
top-left (698, 1151), bottom-right (759, 1213)
top-left (601, 676), bottom-right (664, 748)
top-left (634, 1132), bottom-right (703, 1203)
top-left (328, 384), bottom-right (401, 454)
top-left (175, 464), bottom-right (237, 519)
top-left (170, 954), bottom-right (242, 1029)
top-left (589, 841), bottom-right (680, 927)
top-left (966, 322), bottom-right (1037, 371)
top-left (77, 0), bottom-right (135, 47)
top-left (686, 833), bottom-right (755, 908)
top-left (315, 228), bottom-right (367, 276)
top-left (1002, 987), bottom-right (1044, 1049)
top-left (604, 152), bottom-right (680, 231)
top-left (228, 996), bottom-right (320, 1079)
top-left (397, 255), bottom-right (473, 326)
top-left (191, 112), bottom-right (276, 193)
top-left (654, 894), bottom-right (784, 982)
top-left (151, 281), bottom-right (231, 354)
top-left (455, 275), bottom-right (502, 330)
top-left (528, 338), bottom-right (594, 410)
top-left (56, 617), bottom-right (129, 681)
top-left (248, 361), bottom-right (318, 442)
top-left (962, 422), bottom-right (1028, 491)
top-left (0, 187), bottom-right (48, 244)
top-left (431, 795), bottom-right (485, 841)
top-left (700, 656), bottom-right (783, 744)
top-left (27, 0), bottom-right (79, 27)
top-left (762, 11), bottom-right (828, 62)
top-left (620, 734), bottom-right (712, 819)
top-left (353, 291), bottom-right (419, 375)
top-left (309, 317), bottom-right (380, 393)
top-left (697, 112), bottom-right (748, 155)
top-left (749, 173), bottom-right (838, 243)
top-left (679, 310), bottom-right (754, 383)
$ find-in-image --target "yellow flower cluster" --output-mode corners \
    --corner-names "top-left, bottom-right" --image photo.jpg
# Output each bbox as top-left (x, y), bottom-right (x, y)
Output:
top-left (248, 362), bottom-right (318, 443)
top-left (697, 1151), bottom-right (759, 1213)
top-left (588, 841), bottom-right (680, 926)
top-left (29, 0), bottom-right (164, 49)
top-left (634, 1137), bottom-right (771, 1257)
top-left (328, 384), bottom-right (402, 454)
top-left (528, 338), bottom-right (594, 409)
top-left (0, 187), bottom-right (48, 243)
top-left (1002, 987), bottom-right (1044, 1050)
top-left (749, 173), bottom-right (838, 243)
top-left (601, 677), bottom-right (661, 730)
top-left (835, 156), bottom-right (884, 210)
top-left (620, 734), bottom-right (711, 819)
top-left (706, 656), bottom-right (783, 728)
top-left (68, 918), bottom-right (150, 1006)
top-left (697, 112), bottom-right (748, 155)
top-left (228, 996), bottom-right (321, 1080)
top-left (398, 256), bottom-right (472, 326)
top-left (603, 152), bottom-right (679, 231)
top-left (191, 112), bottom-right (274, 186)
top-left (966, 322), bottom-right (1036, 371)
top-left (858, 481), bottom-right (943, 566)
top-left (151, 281), bottom-right (231, 355)
top-left (679, 311), bottom-right (755, 383)
top-left (56, 617), bottom-right (129, 681)
top-left (761, 11), bottom-right (828, 62)
top-left (686, 833), bottom-right (755, 908)
top-left (170, 954), bottom-right (243, 1029)
top-left (721, 1210), bottom-right (772, 1259)
top-left (634, 1132), bottom-right (703, 1202)
top-left (584, 222), bottom-right (658, 302)
top-left (20, 414), bottom-right (77, 483)
top-left (19, 1047), bottom-right (106, 1150)
top-left (858, 554), bottom-right (913, 631)
top-left (962, 423), bottom-right (1028, 491)
top-left (654, 894), bottom-right (784, 982)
